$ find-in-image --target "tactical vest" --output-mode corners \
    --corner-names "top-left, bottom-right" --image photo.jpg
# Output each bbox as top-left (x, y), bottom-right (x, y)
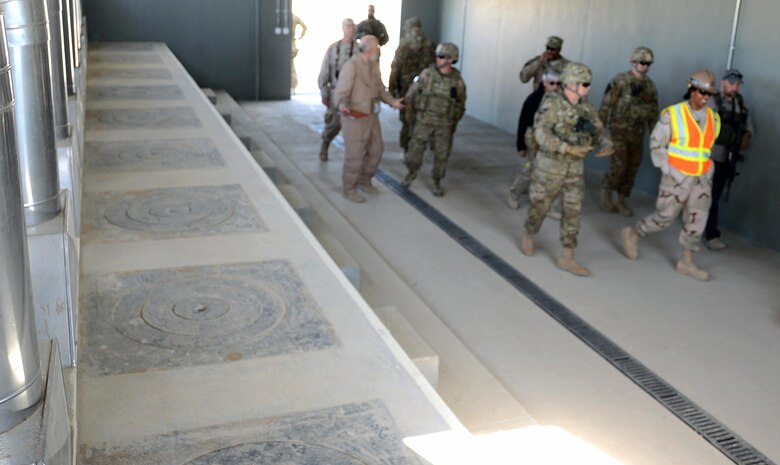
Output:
top-left (416, 68), bottom-right (462, 125)
top-left (713, 93), bottom-right (747, 147)
top-left (666, 103), bottom-right (721, 176)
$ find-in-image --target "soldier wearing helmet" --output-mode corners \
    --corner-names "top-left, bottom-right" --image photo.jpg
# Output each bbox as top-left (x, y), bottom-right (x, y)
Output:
top-left (598, 46), bottom-right (659, 216)
top-left (400, 42), bottom-right (466, 197)
top-left (622, 69), bottom-right (722, 281)
top-left (521, 63), bottom-right (614, 277)
top-left (389, 17), bottom-right (436, 152)
top-left (519, 35), bottom-right (571, 89)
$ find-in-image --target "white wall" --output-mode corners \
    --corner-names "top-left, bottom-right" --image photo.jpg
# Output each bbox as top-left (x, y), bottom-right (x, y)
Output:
top-left (438, 0), bottom-right (779, 250)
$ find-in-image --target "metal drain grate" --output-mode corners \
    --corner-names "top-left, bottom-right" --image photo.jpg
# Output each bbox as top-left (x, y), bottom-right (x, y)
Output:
top-left (376, 168), bottom-right (774, 465)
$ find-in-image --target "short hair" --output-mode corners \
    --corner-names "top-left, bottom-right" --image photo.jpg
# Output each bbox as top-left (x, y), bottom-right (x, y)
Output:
top-left (342, 18), bottom-right (355, 27)
top-left (542, 70), bottom-right (560, 82)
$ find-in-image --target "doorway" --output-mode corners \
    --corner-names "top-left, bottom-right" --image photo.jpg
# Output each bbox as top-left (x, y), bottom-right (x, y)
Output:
top-left (291, 0), bottom-right (402, 95)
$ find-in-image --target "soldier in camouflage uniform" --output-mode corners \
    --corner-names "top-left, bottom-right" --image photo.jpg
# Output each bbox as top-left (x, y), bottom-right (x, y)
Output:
top-left (389, 17), bottom-right (436, 152)
top-left (521, 63), bottom-right (614, 277)
top-left (519, 36), bottom-right (570, 89)
top-left (400, 43), bottom-right (466, 197)
top-left (622, 70), bottom-right (721, 281)
top-left (317, 18), bottom-right (357, 161)
top-left (599, 47), bottom-right (659, 216)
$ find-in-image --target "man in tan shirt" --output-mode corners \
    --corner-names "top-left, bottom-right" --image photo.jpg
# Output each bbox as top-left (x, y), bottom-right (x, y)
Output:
top-left (333, 35), bottom-right (404, 203)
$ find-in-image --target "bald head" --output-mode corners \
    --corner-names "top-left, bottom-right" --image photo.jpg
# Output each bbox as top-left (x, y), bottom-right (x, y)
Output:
top-left (358, 35), bottom-right (380, 62)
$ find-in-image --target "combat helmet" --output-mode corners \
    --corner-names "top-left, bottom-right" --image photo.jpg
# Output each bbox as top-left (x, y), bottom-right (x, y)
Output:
top-left (561, 62), bottom-right (592, 87)
top-left (404, 17), bottom-right (422, 33)
top-left (435, 42), bottom-right (459, 64)
top-left (688, 69), bottom-right (717, 94)
top-left (630, 46), bottom-right (653, 63)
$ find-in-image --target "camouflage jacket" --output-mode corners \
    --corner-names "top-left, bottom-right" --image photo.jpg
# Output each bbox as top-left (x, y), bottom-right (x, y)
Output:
top-left (519, 55), bottom-right (570, 89)
top-left (318, 39), bottom-right (357, 100)
top-left (534, 91), bottom-right (612, 159)
top-left (598, 71), bottom-right (659, 134)
top-left (405, 65), bottom-right (467, 127)
top-left (388, 36), bottom-right (436, 98)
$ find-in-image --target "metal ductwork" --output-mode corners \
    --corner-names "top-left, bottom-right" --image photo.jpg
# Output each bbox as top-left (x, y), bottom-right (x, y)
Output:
top-left (60, 0), bottom-right (73, 94)
top-left (0, 0), bottom-right (61, 226)
top-left (47, 0), bottom-right (69, 139)
top-left (0, 12), bottom-right (44, 433)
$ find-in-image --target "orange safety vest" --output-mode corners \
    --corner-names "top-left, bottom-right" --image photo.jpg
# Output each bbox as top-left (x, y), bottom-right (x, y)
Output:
top-left (666, 102), bottom-right (721, 176)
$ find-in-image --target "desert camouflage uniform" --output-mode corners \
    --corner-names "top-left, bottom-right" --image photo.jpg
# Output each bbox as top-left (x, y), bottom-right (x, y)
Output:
top-left (318, 38), bottom-right (357, 145)
top-left (389, 29), bottom-right (435, 151)
top-left (636, 104), bottom-right (720, 251)
top-left (599, 71), bottom-right (658, 196)
top-left (525, 91), bottom-right (612, 247)
top-left (404, 65), bottom-right (466, 182)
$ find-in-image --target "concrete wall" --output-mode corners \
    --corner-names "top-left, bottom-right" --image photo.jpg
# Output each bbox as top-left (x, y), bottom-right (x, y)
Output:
top-left (84, 0), bottom-right (290, 100)
top-left (400, 0), bottom-right (441, 43)
top-left (439, 0), bottom-right (779, 251)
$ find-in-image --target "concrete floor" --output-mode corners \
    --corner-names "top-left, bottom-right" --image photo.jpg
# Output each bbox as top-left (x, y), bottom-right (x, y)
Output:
top-left (240, 94), bottom-right (780, 465)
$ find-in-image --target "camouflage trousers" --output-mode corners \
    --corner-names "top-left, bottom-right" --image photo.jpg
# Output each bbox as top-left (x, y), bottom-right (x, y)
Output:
top-left (341, 115), bottom-right (384, 192)
top-left (398, 109), bottom-right (412, 152)
top-left (321, 103), bottom-right (342, 144)
top-left (637, 171), bottom-right (713, 252)
top-left (525, 153), bottom-right (585, 248)
top-left (603, 130), bottom-right (644, 196)
top-left (404, 122), bottom-right (454, 181)
top-left (508, 150), bottom-right (536, 200)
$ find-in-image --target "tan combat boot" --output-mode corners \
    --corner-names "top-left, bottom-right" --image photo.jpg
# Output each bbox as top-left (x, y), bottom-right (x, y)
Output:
top-left (520, 232), bottom-right (535, 256)
top-left (557, 247), bottom-right (591, 276)
top-left (400, 172), bottom-right (416, 188)
top-left (600, 188), bottom-right (616, 212)
top-left (676, 250), bottom-right (709, 281)
top-left (319, 140), bottom-right (329, 161)
top-left (621, 226), bottom-right (640, 259)
top-left (615, 194), bottom-right (633, 216)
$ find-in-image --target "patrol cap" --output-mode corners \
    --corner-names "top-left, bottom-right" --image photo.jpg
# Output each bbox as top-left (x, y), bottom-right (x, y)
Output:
top-left (722, 68), bottom-right (743, 83)
top-left (546, 36), bottom-right (563, 50)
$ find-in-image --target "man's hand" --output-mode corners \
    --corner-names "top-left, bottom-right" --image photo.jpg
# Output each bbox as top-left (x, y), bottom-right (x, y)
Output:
top-left (740, 131), bottom-right (752, 151)
top-left (518, 149), bottom-right (528, 158)
top-left (391, 98), bottom-right (405, 110)
top-left (322, 96), bottom-right (330, 107)
top-left (595, 146), bottom-right (614, 158)
top-left (565, 145), bottom-right (591, 158)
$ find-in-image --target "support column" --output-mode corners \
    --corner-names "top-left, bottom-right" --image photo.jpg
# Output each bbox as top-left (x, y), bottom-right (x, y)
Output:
top-left (0, 12), bottom-right (43, 433)
top-left (0, 0), bottom-right (61, 226)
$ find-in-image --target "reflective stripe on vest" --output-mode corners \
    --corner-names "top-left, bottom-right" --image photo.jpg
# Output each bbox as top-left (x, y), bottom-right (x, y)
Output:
top-left (667, 102), bottom-right (721, 176)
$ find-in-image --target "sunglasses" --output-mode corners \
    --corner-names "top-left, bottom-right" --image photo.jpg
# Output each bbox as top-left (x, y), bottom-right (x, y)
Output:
top-left (638, 61), bottom-right (653, 66)
top-left (436, 54), bottom-right (451, 59)
top-left (581, 82), bottom-right (591, 88)
top-left (546, 47), bottom-right (560, 52)
top-left (696, 89), bottom-right (715, 97)
top-left (546, 81), bottom-right (560, 86)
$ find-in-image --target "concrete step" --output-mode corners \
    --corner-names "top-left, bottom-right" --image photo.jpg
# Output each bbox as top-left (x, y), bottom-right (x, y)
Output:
top-left (308, 215), bottom-right (361, 290)
top-left (201, 87), bottom-right (217, 104)
top-left (250, 149), bottom-right (279, 182)
top-left (276, 183), bottom-right (312, 225)
top-left (374, 306), bottom-right (439, 387)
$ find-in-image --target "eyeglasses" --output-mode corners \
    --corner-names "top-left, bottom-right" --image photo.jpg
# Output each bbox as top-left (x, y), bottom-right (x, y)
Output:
top-left (581, 82), bottom-right (591, 88)
top-left (546, 81), bottom-right (560, 86)
top-left (638, 61), bottom-right (653, 66)
top-left (696, 89), bottom-right (715, 97)
top-left (436, 54), bottom-right (450, 59)
top-left (546, 47), bottom-right (560, 52)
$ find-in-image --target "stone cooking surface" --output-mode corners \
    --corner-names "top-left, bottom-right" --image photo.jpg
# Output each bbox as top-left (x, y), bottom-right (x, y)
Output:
top-left (79, 401), bottom-right (419, 465)
top-left (80, 261), bottom-right (337, 376)
top-left (83, 184), bottom-right (266, 242)
top-left (86, 107), bottom-right (202, 131)
top-left (85, 139), bottom-right (224, 172)
top-left (87, 85), bottom-right (184, 101)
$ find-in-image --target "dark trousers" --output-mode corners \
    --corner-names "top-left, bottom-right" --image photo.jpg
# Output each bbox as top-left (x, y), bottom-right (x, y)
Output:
top-left (705, 160), bottom-right (728, 241)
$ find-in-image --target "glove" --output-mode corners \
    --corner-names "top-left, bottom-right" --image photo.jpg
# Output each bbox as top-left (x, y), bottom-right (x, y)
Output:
top-left (565, 144), bottom-right (591, 158)
top-left (595, 146), bottom-right (614, 158)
